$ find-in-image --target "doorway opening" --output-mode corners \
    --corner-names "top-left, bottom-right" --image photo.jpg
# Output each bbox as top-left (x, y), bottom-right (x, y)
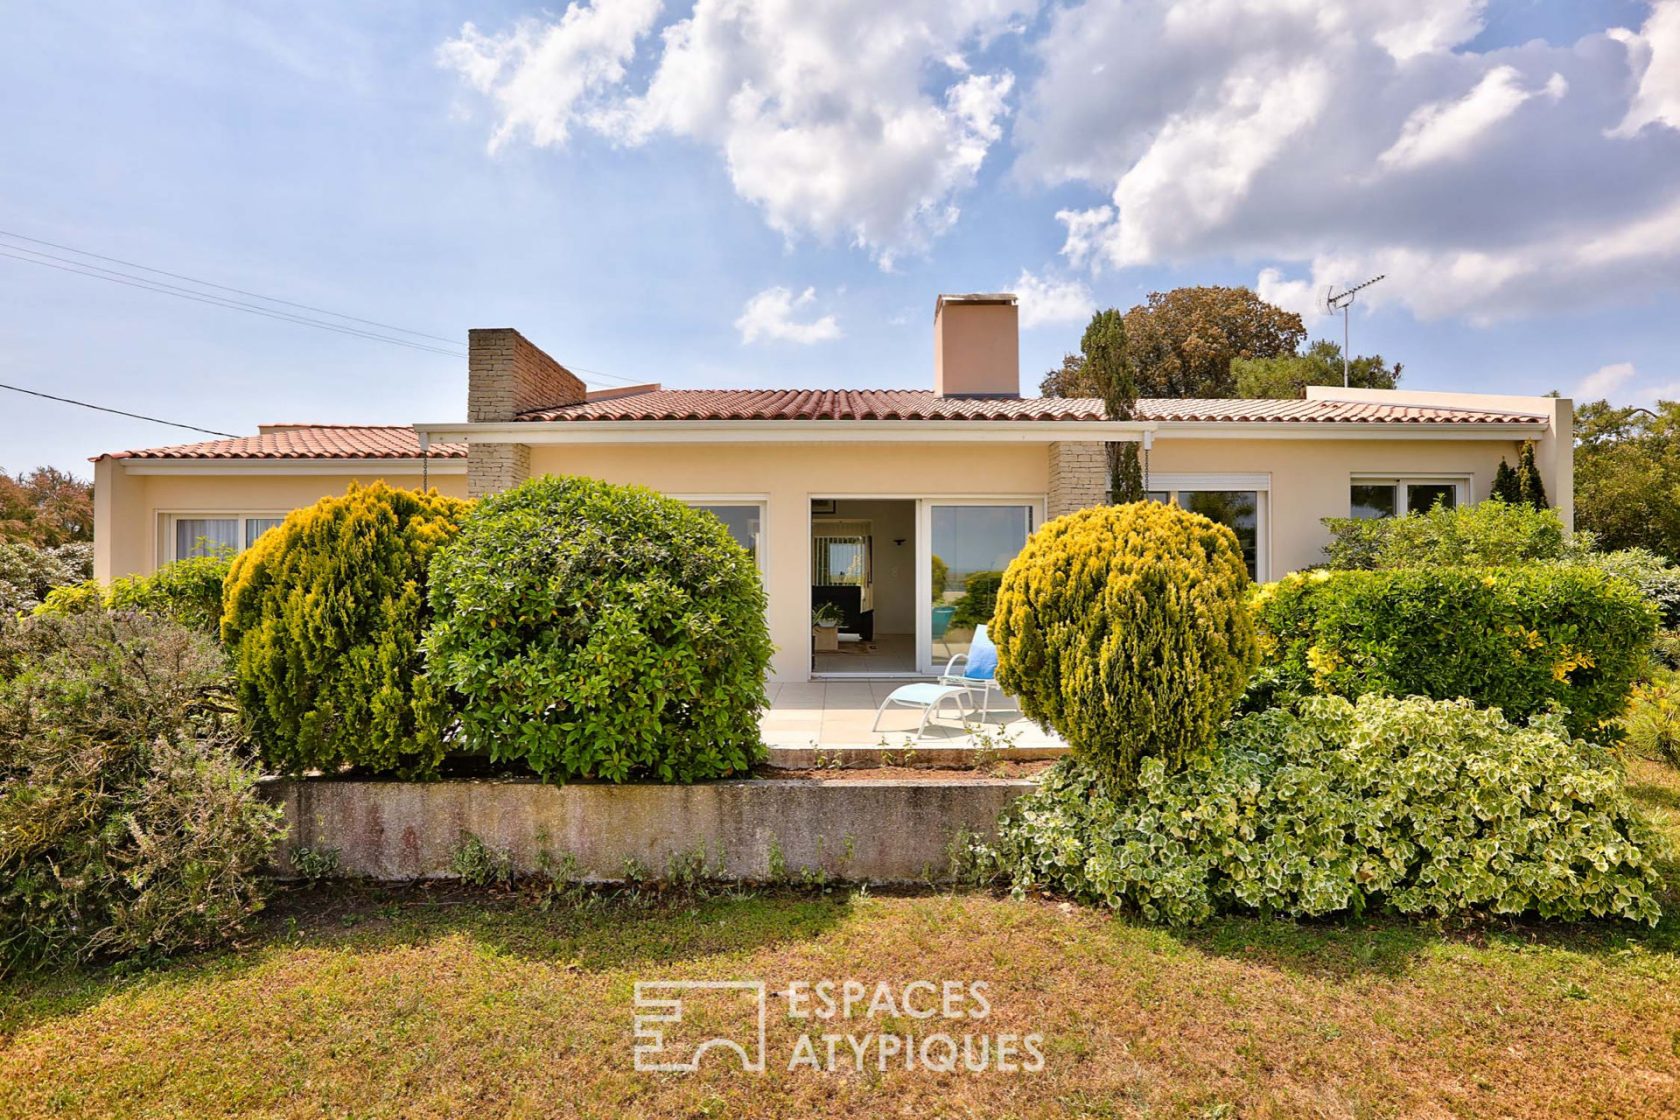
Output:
top-left (810, 498), bottom-right (917, 676)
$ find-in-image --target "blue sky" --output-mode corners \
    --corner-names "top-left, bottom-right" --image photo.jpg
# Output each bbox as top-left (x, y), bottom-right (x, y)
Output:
top-left (2, 1), bottom-right (1678, 475)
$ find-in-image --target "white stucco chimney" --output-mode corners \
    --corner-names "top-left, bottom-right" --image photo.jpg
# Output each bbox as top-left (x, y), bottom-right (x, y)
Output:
top-left (934, 293), bottom-right (1019, 398)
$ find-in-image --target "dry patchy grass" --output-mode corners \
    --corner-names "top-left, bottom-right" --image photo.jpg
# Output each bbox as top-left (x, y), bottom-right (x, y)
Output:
top-left (2, 761), bottom-right (1679, 1119)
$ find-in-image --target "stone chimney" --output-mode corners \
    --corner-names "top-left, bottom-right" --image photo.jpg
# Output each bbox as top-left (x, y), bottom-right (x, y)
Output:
top-left (465, 328), bottom-right (585, 498)
top-left (467, 328), bottom-right (586, 422)
top-left (934, 293), bottom-right (1019, 398)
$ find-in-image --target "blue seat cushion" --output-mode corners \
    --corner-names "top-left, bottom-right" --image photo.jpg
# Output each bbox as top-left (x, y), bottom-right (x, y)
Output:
top-left (963, 636), bottom-right (998, 680)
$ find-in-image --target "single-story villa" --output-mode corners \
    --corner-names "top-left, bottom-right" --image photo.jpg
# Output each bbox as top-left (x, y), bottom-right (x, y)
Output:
top-left (92, 292), bottom-right (1572, 683)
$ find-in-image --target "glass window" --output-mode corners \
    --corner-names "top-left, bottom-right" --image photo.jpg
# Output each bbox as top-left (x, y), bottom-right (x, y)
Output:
top-left (930, 505), bottom-right (1034, 655)
top-left (1406, 483), bottom-right (1457, 514)
top-left (691, 504), bottom-right (761, 563)
top-left (1350, 483), bottom-right (1397, 520)
top-left (1182, 491), bottom-right (1258, 578)
top-left (174, 518), bottom-right (239, 560)
top-left (244, 518), bottom-right (285, 548)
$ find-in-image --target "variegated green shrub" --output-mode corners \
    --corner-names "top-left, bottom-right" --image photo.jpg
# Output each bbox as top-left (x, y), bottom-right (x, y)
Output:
top-left (992, 500), bottom-right (1258, 791)
top-left (980, 694), bottom-right (1666, 926)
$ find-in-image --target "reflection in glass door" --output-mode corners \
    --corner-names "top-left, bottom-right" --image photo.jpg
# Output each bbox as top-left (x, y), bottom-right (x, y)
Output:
top-left (926, 503), bottom-right (1034, 672)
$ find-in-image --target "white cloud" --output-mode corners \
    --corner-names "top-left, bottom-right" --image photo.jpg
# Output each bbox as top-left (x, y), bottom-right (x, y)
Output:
top-left (1611, 0), bottom-right (1680, 136)
top-left (437, 1), bottom-right (662, 151)
top-left (1018, 0), bottom-right (1680, 322)
top-left (444, 0), bottom-right (1034, 266)
top-left (1378, 66), bottom-right (1563, 171)
top-left (1578, 361), bottom-right (1637, 398)
top-left (1012, 269), bottom-right (1094, 329)
top-left (734, 286), bottom-right (842, 344)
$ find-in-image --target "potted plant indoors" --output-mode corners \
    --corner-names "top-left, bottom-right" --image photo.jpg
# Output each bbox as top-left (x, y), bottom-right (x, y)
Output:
top-left (812, 603), bottom-right (844, 652)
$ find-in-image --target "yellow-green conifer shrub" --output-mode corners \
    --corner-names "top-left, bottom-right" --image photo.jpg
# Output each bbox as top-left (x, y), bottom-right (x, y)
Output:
top-left (221, 482), bottom-right (470, 777)
top-left (993, 501), bottom-right (1258, 791)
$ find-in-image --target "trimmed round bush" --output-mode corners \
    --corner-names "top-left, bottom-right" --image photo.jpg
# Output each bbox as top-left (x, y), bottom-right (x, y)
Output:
top-left (993, 501), bottom-right (1258, 790)
top-left (221, 482), bottom-right (469, 777)
top-left (979, 695), bottom-right (1666, 927)
top-left (424, 476), bottom-right (771, 783)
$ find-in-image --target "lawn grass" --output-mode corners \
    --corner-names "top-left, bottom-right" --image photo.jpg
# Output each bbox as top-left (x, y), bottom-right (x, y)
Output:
top-left (3, 759), bottom-right (1680, 1119)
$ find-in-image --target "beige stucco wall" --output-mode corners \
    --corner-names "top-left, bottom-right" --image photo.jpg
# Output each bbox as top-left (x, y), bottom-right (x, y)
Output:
top-left (92, 421), bottom-right (1554, 683)
top-left (92, 458), bottom-right (468, 582)
top-left (527, 441), bottom-right (1049, 680)
top-left (1145, 435), bottom-right (1532, 576)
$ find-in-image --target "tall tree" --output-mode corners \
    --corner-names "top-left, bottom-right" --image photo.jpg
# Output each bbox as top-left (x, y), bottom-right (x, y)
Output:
top-left (0, 467), bottom-right (93, 547)
top-left (1491, 458), bottom-right (1523, 503)
top-left (1120, 286), bottom-right (1305, 398)
top-left (1080, 309), bottom-right (1145, 503)
top-left (1574, 399), bottom-right (1680, 557)
top-left (1232, 340), bottom-right (1401, 398)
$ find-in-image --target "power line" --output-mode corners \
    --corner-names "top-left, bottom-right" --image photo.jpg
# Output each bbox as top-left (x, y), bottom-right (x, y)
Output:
top-left (0, 249), bottom-right (468, 358)
top-left (0, 230), bottom-right (653, 386)
top-left (0, 228), bottom-right (463, 346)
top-left (0, 380), bottom-right (235, 437)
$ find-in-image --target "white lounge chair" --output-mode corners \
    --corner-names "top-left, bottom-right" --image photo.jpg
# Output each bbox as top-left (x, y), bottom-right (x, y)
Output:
top-left (869, 682), bottom-right (973, 741)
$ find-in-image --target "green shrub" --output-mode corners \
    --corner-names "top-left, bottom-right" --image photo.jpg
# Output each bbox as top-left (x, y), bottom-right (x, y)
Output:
top-left (1322, 499), bottom-right (1567, 570)
top-left (930, 554), bottom-right (948, 602)
top-left (950, 569), bottom-right (1003, 629)
top-left (425, 476), bottom-right (772, 784)
top-left (0, 540), bottom-right (91, 615)
top-left (1254, 566), bottom-right (1655, 738)
top-left (980, 695), bottom-right (1666, 926)
top-left (1572, 547), bottom-right (1680, 627)
top-left (1624, 673), bottom-right (1680, 767)
top-left (109, 554), bottom-right (232, 633)
top-left (0, 612), bottom-right (282, 971)
top-left (992, 501), bottom-right (1258, 791)
top-left (222, 482), bottom-right (469, 778)
top-left (37, 554), bottom-right (232, 635)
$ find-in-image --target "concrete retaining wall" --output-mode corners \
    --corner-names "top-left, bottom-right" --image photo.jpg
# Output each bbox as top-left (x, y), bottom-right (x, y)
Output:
top-left (265, 777), bottom-right (1034, 884)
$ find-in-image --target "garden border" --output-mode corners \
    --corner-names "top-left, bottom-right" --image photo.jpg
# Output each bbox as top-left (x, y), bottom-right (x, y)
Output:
top-left (264, 776), bottom-right (1033, 883)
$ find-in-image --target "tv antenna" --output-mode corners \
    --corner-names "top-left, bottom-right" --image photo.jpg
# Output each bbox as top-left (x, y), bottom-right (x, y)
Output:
top-left (1323, 274), bottom-right (1386, 387)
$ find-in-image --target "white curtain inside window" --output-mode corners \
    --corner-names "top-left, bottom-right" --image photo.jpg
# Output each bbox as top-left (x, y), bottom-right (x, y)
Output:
top-left (175, 518), bottom-right (239, 559)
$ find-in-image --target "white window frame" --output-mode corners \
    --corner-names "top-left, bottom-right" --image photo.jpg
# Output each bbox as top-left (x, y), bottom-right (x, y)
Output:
top-left (1146, 472), bottom-right (1271, 582)
top-left (914, 495), bottom-right (1047, 675)
top-left (672, 496), bottom-right (768, 573)
top-left (1348, 474), bottom-right (1471, 519)
top-left (159, 510), bottom-right (292, 565)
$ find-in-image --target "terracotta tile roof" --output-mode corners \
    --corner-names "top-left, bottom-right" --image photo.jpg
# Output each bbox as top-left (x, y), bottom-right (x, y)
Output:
top-left (98, 425), bottom-right (466, 461)
top-left (515, 389), bottom-right (1544, 425)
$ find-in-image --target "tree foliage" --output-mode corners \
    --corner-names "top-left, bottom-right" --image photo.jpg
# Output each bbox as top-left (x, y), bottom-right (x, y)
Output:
top-left (992, 501), bottom-right (1257, 792)
top-left (424, 476), bottom-right (772, 784)
top-left (1232, 339), bottom-right (1401, 398)
top-left (1118, 286), bottom-right (1305, 398)
top-left (0, 541), bottom-right (91, 615)
top-left (1574, 398), bottom-right (1680, 558)
top-left (1080, 309), bottom-right (1145, 502)
top-left (0, 467), bottom-right (93, 547)
top-left (222, 482), bottom-right (469, 777)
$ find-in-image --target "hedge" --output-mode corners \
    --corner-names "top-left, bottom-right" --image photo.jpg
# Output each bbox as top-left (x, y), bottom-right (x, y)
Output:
top-left (978, 695), bottom-right (1665, 926)
top-left (1253, 565), bottom-right (1655, 737)
top-left (424, 476), bottom-right (771, 784)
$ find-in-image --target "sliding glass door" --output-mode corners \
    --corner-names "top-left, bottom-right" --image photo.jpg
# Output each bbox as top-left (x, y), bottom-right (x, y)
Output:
top-left (922, 502), bottom-right (1036, 673)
